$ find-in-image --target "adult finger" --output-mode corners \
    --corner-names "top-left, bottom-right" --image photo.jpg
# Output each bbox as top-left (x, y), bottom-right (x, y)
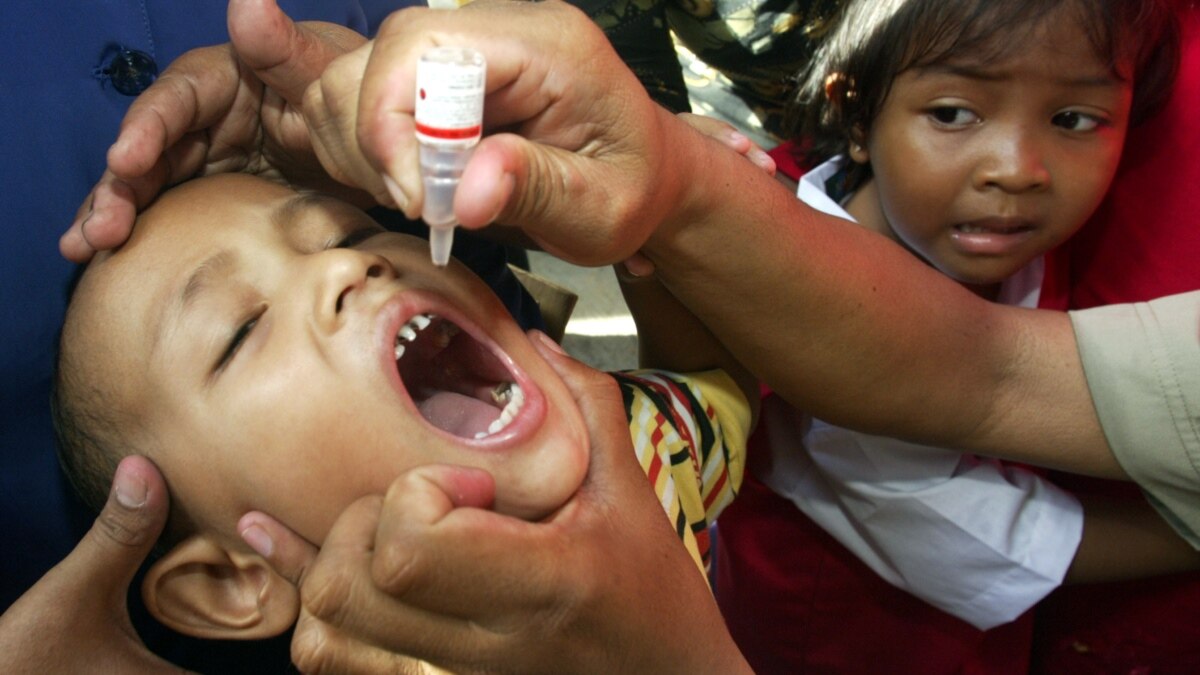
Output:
top-left (237, 510), bottom-right (319, 588)
top-left (678, 112), bottom-right (776, 175)
top-left (0, 456), bottom-right (197, 674)
top-left (352, 2), bottom-right (587, 228)
top-left (65, 456), bottom-right (169, 605)
top-left (61, 166), bottom-right (181, 262)
top-left (292, 470), bottom-right (504, 667)
top-left (305, 468), bottom-right (517, 627)
top-left (302, 42), bottom-right (400, 210)
top-left (228, 0), bottom-right (367, 105)
top-left (106, 44), bottom-right (241, 181)
top-left (291, 616), bottom-right (452, 675)
top-left (527, 330), bottom-right (625, 421)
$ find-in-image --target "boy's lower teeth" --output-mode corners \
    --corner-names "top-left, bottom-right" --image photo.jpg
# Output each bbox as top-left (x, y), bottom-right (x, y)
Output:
top-left (474, 382), bottom-right (525, 439)
top-left (492, 382), bottom-right (513, 404)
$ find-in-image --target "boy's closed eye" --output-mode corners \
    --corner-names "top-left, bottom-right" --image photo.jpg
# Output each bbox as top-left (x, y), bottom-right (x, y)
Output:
top-left (326, 224), bottom-right (387, 251)
top-left (216, 307), bottom-right (264, 374)
top-left (214, 226), bottom-right (388, 374)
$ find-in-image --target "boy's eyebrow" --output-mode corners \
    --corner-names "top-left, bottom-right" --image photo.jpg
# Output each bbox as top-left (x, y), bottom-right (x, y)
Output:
top-left (150, 247), bottom-right (238, 364)
top-left (154, 192), bottom-right (339, 359)
top-left (176, 191), bottom-right (323, 311)
top-left (181, 249), bottom-right (237, 310)
top-left (272, 191), bottom-right (344, 231)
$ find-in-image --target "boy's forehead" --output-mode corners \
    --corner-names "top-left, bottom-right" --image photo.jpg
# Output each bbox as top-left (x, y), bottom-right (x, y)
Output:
top-left (98, 176), bottom-right (344, 276)
top-left (78, 178), bottom-right (293, 339)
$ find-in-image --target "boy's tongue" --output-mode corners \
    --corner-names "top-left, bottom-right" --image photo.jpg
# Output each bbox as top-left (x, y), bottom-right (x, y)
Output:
top-left (417, 392), bottom-right (501, 437)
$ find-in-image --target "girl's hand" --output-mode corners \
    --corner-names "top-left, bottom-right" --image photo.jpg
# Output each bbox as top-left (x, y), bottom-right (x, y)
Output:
top-left (677, 112), bottom-right (776, 176)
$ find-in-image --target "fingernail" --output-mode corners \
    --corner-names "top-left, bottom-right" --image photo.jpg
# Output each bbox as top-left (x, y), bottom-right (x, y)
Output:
top-left (620, 253), bottom-right (656, 278)
top-left (113, 463), bottom-right (147, 509)
top-left (533, 329), bottom-right (567, 355)
top-left (749, 149), bottom-right (776, 174)
top-left (241, 524), bottom-right (275, 558)
top-left (382, 173), bottom-right (409, 213)
top-left (483, 171), bottom-right (515, 225)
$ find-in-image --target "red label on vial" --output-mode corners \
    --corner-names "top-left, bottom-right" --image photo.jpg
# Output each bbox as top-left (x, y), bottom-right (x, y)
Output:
top-left (414, 122), bottom-right (482, 140)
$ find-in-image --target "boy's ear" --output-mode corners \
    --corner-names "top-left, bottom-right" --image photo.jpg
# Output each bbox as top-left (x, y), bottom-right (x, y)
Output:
top-left (142, 534), bottom-right (300, 640)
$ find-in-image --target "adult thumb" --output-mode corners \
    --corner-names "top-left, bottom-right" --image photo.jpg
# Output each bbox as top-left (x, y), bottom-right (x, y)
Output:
top-left (227, 0), bottom-right (367, 105)
top-left (72, 456), bottom-right (169, 601)
top-left (525, 330), bottom-right (642, 489)
top-left (458, 133), bottom-right (653, 266)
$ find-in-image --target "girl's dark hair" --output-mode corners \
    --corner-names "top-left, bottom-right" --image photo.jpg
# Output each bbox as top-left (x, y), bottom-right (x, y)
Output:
top-left (786, 0), bottom-right (1182, 189)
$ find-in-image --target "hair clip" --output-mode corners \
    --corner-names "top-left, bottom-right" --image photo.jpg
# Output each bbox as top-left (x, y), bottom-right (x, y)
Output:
top-left (824, 72), bottom-right (856, 103)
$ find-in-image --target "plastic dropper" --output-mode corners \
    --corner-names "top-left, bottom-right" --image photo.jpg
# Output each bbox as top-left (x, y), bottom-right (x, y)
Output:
top-left (414, 47), bottom-right (486, 266)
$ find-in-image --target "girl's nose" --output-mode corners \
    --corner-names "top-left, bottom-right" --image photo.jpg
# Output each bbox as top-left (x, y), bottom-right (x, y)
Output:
top-left (975, 132), bottom-right (1051, 194)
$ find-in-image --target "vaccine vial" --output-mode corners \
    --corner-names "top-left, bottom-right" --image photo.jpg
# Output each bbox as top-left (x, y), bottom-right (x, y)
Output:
top-left (415, 46), bottom-right (486, 266)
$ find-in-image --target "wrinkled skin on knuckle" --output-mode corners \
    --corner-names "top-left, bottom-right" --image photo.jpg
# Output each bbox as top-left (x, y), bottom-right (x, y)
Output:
top-left (302, 559), bottom-right (360, 629)
top-left (93, 508), bottom-right (152, 549)
top-left (370, 532), bottom-right (423, 599)
top-left (291, 615), bottom-right (337, 674)
top-left (356, 100), bottom-right (395, 174)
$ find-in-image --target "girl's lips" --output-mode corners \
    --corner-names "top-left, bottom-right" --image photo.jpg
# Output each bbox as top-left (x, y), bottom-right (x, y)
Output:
top-left (374, 290), bottom-right (547, 450)
top-left (950, 217), bottom-right (1037, 256)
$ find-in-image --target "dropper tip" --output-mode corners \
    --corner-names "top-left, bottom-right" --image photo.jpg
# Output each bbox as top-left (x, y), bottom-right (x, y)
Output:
top-left (429, 225), bottom-right (455, 267)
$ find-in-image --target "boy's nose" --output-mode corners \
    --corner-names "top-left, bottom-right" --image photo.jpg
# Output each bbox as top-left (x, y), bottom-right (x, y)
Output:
top-left (312, 249), bottom-right (393, 331)
top-left (975, 134), bottom-right (1051, 194)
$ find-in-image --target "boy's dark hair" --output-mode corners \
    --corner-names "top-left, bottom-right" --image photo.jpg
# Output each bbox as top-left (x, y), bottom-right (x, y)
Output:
top-left (52, 286), bottom-right (192, 551)
top-left (52, 355), bottom-right (127, 517)
top-left (787, 0), bottom-right (1182, 190)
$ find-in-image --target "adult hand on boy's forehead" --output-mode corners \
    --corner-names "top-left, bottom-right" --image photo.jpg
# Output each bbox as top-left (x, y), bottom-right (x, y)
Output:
top-left (240, 332), bottom-right (750, 673)
top-left (60, 0), bottom-right (368, 263)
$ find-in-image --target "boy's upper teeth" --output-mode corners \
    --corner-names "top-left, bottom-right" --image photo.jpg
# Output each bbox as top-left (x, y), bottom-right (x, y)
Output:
top-left (394, 313), bottom-right (437, 360)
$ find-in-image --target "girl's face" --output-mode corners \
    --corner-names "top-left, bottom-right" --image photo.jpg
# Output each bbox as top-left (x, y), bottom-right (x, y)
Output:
top-left (845, 9), bottom-right (1132, 287)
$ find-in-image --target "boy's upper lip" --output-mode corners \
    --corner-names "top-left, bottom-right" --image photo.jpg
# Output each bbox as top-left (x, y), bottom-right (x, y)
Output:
top-left (372, 288), bottom-right (547, 449)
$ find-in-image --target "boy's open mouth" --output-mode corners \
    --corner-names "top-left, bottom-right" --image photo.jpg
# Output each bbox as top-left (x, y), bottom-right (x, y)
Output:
top-left (393, 312), bottom-right (527, 440)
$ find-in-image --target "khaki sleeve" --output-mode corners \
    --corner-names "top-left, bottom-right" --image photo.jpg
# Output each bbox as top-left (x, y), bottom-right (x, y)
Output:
top-left (1070, 290), bottom-right (1200, 548)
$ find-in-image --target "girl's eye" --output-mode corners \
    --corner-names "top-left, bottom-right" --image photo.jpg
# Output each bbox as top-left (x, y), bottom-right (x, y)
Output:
top-left (929, 106), bottom-right (980, 127)
top-left (1053, 110), bottom-right (1103, 132)
top-left (216, 310), bottom-right (262, 372)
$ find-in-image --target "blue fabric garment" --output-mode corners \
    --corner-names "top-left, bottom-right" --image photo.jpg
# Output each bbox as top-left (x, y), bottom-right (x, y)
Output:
top-left (0, 1), bottom-right (538, 670)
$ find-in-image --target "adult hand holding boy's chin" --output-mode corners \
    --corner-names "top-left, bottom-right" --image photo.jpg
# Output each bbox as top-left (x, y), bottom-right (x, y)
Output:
top-left (60, 0), bottom-right (369, 263)
top-left (241, 331), bottom-right (750, 673)
top-left (0, 457), bottom-right (186, 674)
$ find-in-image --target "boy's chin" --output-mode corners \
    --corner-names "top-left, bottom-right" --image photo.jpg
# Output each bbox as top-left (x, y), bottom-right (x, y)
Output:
top-left (493, 428), bottom-right (591, 522)
top-left (495, 480), bottom-right (585, 522)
